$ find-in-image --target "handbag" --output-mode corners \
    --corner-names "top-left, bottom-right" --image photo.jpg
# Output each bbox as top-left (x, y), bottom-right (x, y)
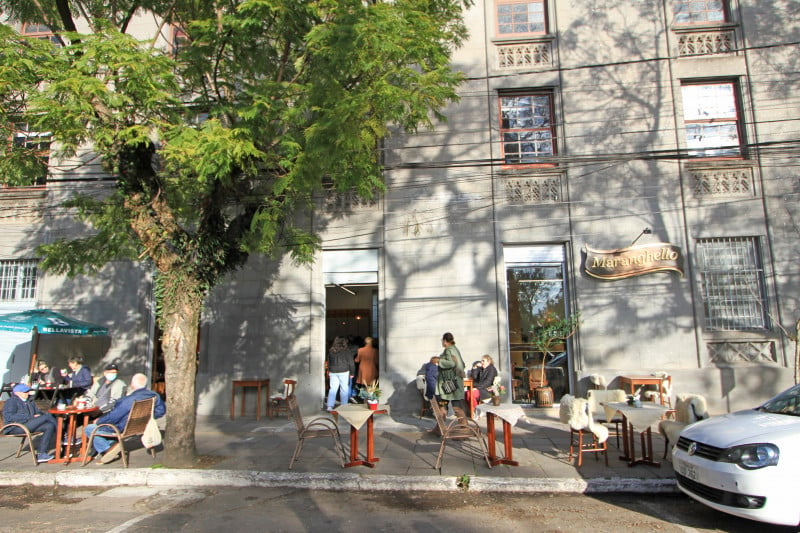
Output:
top-left (141, 404), bottom-right (162, 449)
top-left (439, 367), bottom-right (459, 394)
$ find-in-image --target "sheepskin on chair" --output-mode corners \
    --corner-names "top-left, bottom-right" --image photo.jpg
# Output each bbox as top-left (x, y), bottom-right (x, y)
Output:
top-left (559, 394), bottom-right (609, 466)
top-left (658, 393), bottom-right (709, 459)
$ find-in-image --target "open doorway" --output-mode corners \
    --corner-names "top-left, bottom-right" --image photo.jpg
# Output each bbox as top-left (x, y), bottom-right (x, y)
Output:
top-left (323, 249), bottom-right (379, 405)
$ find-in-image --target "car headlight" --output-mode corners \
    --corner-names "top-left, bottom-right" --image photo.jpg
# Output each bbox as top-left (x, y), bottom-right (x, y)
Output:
top-left (720, 443), bottom-right (779, 469)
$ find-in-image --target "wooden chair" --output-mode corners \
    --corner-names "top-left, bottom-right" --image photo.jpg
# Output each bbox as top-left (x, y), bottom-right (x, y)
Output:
top-left (559, 394), bottom-right (608, 467)
top-left (0, 401), bottom-right (44, 466)
top-left (83, 397), bottom-right (157, 468)
top-left (659, 393), bottom-right (709, 458)
top-left (429, 399), bottom-right (491, 471)
top-left (586, 389), bottom-right (626, 448)
top-left (270, 379), bottom-right (297, 419)
top-left (287, 396), bottom-right (346, 469)
top-left (643, 372), bottom-right (673, 408)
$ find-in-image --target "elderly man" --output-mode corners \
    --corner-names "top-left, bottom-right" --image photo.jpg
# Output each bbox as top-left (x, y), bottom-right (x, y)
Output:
top-left (83, 373), bottom-right (165, 464)
top-left (86, 363), bottom-right (127, 413)
top-left (2, 383), bottom-right (56, 462)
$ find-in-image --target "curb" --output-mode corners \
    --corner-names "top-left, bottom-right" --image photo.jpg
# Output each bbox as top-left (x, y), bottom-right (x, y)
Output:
top-left (0, 469), bottom-right (678, 493)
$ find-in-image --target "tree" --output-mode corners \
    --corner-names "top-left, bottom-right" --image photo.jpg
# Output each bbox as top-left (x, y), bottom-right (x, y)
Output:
top-left (530, 311), bottom-right (581, 389)
top-left (0, 0), bottom-right (471, 466)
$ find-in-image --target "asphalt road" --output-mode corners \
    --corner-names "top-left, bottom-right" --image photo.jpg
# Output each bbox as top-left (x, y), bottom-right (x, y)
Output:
top-left (0, 485), bottom-right (797, 533)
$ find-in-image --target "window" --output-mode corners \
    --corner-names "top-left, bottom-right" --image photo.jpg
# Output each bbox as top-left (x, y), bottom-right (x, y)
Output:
top-left (496, 0), bottom-right (547, 37)
top-left (0, 259), bottom-right (38, 303)
top-left (696, 237), bottom-right (767, 331)
top-left (681, 82), bottom-right (742, 158)
top-left (21, 23), bottom-right (61, 46)
top-left (673, 0), bottom-right (726, 25)
top-left (500, 92), bottom-right (556, 165)
top-left (8, 122), bottom-right (51, 186)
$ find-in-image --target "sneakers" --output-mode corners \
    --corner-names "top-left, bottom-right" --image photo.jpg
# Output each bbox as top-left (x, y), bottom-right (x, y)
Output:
top-left (348, 397), bottom-right (358, 404)
top-left (98, 443), bottom-right (121, 464)
top-left (37, 452), bottom-right (55, 463)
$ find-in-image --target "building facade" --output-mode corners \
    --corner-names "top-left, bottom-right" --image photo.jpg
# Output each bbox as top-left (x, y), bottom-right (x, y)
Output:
top-left (2, 1), bottom-right (798, 416)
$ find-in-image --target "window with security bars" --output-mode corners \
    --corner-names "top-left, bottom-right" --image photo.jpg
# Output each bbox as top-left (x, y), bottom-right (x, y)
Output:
top-left (0, 260), bottom-right (38, 302)
top-left (696, 237), bottom-right (767, 331)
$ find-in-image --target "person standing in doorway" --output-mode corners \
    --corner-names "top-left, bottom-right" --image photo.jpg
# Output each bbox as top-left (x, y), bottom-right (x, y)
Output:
top-left (355, 337), bottom-right (378, 398)
top-left (325, 336), bottom-right (355, 412)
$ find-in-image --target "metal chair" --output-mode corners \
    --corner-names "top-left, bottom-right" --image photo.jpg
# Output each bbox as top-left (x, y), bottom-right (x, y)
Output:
top-left (287, 396), bottom-right (346, 469)
top-left (0, 401), bottom-right (45, 466)
top-left (270, 378), bottom-right (297, 419)
top-left (83, 397), bottom-right (157, 467)
top-left (429, 399), bottom-right (491, 471)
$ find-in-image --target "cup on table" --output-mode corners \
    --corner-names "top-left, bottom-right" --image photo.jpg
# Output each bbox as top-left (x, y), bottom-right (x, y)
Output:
top-left (57, 402), bottom-right (67, 410)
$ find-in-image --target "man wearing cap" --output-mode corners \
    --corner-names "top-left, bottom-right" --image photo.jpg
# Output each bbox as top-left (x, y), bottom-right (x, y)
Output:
top-left (86, 363), bottom-right (127, 413)
top-left (2, 383), bottom-right (57, 462)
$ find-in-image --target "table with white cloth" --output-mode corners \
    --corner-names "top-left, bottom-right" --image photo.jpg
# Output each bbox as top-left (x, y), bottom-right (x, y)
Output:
top-left (475, 403), bottom-right (526, 466)
top-left (332, 404), bottom-right (388, 468)
top-left (604, 401), bottom-right (669, 467)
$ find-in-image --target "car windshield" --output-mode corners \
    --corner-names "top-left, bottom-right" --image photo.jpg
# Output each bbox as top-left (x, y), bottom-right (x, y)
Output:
top-left (759, 384), bottom-right (800, 416)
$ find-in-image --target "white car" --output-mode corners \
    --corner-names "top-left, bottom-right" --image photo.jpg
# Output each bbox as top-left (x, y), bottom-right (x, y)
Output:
top-left (672, 384), bottom-right (800, 526)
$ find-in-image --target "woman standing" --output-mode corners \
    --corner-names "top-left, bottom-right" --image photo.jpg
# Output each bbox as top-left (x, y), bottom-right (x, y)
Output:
top-left (436, 332), bottom-right (466, 415)
top-left (355, 337), bottom-right (378, 390)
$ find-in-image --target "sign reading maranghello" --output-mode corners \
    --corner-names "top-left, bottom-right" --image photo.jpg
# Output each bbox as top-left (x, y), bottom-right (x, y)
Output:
top-left (583, 243), bottom-right (684, 280)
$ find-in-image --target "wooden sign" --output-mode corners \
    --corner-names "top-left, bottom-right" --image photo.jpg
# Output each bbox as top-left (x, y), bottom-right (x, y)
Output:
top-left (584, 243), bottom-right (684, 280)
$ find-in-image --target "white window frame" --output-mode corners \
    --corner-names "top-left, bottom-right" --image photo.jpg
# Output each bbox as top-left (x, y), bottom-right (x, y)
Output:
top-left (0, 259), bottom-right (39, 304)
top-left (681, 81), bottom-right (742, 158)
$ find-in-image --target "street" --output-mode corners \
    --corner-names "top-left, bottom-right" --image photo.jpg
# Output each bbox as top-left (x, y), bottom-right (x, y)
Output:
top-left (0, 485), bottom-right (797, 533)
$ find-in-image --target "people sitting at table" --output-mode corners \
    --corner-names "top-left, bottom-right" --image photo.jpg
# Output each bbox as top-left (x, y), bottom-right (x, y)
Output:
top-left (31, 360), bottom-right (58, 386)
top-left (86, 363), bottom-right (127, 413)
top-left (83, 373), bottom-right (165, 464)
top-left (1, 383), bottom-right (56, 463)
top-left (62, 356), bottom-right (93, 394)
top-left (469, 354), bottom-right (498, 414)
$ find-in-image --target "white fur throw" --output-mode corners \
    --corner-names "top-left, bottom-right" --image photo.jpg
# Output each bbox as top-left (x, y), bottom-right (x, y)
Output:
top-left (559, 394), bottom-right (609, 443)
top-left (659, 393), bottom-right (709, 456)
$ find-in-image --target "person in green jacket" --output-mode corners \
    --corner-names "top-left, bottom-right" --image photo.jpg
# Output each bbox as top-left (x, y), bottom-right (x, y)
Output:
top-left (436, 332), bottom-right (467, 415)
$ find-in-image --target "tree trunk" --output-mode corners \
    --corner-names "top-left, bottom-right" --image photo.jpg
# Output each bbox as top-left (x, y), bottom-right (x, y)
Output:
top-left (795, 319), bottom-right (800, 385)
top-left (160, 285), bottom-right (202, 467)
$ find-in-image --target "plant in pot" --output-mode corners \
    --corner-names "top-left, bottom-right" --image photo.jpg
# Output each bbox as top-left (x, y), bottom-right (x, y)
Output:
top-left (488, 377), bottom-right (506, 406)
top-left (530, 310), bottom-right (581, 408)
top-left (359, 380), bottom-right (382, 410)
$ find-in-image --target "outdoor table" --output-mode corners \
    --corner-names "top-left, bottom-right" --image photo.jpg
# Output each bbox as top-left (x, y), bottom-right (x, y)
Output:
top-left (618, 375), bottom-right (666, 405)
top-left (48, 405), bottom-right (100, 464)
top-left (475, 403), bottom-right (525, 466)
top-left (605, 401), bottom-right (668, 467)
top-left (463, 378), bottom-right (474, 419)
top-left (31, 385), bottom-right (57, 403)
top-left (230, 379), bottom-right (270, 420)
top-left (332, 403), bottom-right (388, 468)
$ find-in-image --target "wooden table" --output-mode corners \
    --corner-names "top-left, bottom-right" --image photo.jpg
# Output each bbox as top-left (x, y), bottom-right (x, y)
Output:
top-left (475, 403), bottom-right (526, 466)
top-left (332, 404), bottom-right (388, 468)
top-left (48, 405), bottom-right (100, 464)
top-left (605, 401), bottom-right (668, 467)
top-left (230, 379), bottom-right (270, 420)
top-left (618, 375), bottom-right (666, 405)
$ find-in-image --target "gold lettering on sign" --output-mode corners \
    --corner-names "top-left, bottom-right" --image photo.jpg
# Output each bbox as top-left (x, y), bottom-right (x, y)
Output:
top-left (584, 243), bottom-right (684, 280)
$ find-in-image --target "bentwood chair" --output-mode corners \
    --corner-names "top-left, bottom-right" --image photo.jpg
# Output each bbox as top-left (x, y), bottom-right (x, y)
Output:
top-left (287, 396), bottom-right (346, 469)
top-left (270, 379), bottom-right (297, 420)
top-left (429, 399), bottom-right (491, 471)
top-left (0, 401), bottom-right (45, 466)
top-left (559, 394), bottom-right (608, 467)
top-left (586, 389), bottom-right (627, 448)
top-left (659, 393), bottom-right (709, 458)
top-left (83, 397), bottom-right (157, 467)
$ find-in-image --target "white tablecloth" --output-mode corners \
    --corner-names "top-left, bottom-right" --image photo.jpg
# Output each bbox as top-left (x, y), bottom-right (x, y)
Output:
top-left (475, 403), bottom-right (526, 426)
top-left (333, 404), bottom-right (388, 430)
top-left (605, 402), bottom-right (668, 431)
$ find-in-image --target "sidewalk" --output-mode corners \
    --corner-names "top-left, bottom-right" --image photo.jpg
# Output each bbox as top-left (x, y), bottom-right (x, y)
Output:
top-left (0, 406), bottom-right (678, 493)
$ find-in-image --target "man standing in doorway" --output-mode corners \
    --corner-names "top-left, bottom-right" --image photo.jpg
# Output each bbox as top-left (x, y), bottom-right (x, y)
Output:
top-left (325, 336), bottom-right (355, 412)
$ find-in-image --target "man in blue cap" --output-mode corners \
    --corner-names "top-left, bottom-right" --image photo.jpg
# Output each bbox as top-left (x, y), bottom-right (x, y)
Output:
top-left (2, 383), bottom-right (56, 462)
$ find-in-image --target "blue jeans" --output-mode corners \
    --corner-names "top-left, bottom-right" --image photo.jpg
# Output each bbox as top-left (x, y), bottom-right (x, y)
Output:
top-left (84, 423), bottom-right (118, 453)
top-left (6, 413), bottom-right (56, 454)
top-left (327, 371), bottom-right (350, 409)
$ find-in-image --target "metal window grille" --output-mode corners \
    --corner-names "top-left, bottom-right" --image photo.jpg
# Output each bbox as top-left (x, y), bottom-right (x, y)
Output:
top-left (696, 237), bottom-right (766, 330)
top-left (0, 259), bottom-right (38, 301)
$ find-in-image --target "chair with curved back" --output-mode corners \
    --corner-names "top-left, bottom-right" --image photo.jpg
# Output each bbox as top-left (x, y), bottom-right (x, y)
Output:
top-left (429, 398), bottom-right (491, 471)
top-left (586, 389), bottom-right (626, 448)
top-left (287, 395), bottom-right (346, 469)
top-left (270, 378), bottom-right (297, 420)
top-left (559, 394), bottom-right (609, 467)
top-left (0, 400), bottom-right (45, 466)
top-left (658, 393), bottom-right (709, 458)
top-left (82, 396), bottom-right (157, 468)
top-left (643, 372), bottom-right (673, 408)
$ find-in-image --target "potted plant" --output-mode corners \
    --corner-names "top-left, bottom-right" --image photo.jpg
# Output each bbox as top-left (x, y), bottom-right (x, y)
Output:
top-left (488, 378), bottom-right (506, 406)
top-left (530, 310), bottom-right (581, 408)
top-left (359, 380), bottom-right (382, 410)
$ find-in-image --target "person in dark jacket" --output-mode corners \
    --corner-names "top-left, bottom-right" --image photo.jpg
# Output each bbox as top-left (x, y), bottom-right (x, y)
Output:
top-left (83, 373), bottom-right (165, 463)
top-left (469, 354), bottom-right (498, 413)
top-left (325, 336), bottom-right (356, 412)
top-left (2, 383), bottom-right (56, 462)
top-left (423, 356), bottom-right (440, 401)
top-left (63, 356), bottom-right (93, 393)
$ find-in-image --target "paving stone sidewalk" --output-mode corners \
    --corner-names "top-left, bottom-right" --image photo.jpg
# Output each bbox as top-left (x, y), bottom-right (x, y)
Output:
top-left (0, 406), bottom-right (678, 493)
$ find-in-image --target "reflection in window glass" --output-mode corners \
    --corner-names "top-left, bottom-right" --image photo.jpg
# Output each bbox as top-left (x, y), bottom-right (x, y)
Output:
top-left (681, 82), bottom-right (741, 157)
top-left (497, 0), bottom-right (546, 36)
top-left (500, 93), bottom-right (555, 164)
top-left (673, 0), bottom-right (726, 25)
